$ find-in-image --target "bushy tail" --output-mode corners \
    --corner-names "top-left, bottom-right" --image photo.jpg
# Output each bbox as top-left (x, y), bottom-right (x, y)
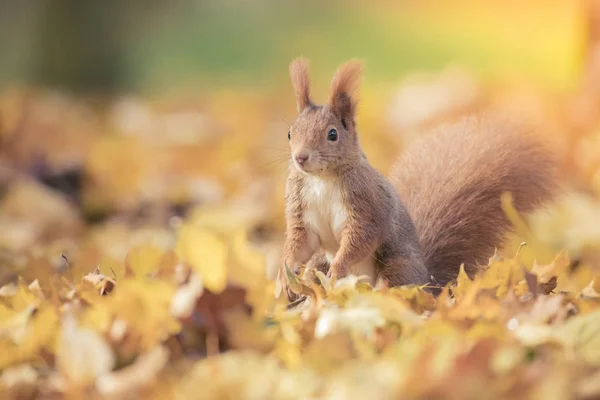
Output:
top-left (390, 114), bottom-right (560, 286)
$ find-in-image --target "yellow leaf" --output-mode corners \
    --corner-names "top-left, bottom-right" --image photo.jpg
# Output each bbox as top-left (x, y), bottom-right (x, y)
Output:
top-left (125, 245), bottom-right (164, 278)
top-left (452, 264), bottom-right (472, 300)
top-left (555, 263), bottom-right (594, 294)
top-left (467, 321), bottom-right (508, 341)
top-left (594, 278), bottom-right (600, 294)
top-left (82, 269), bottom-right (116, 296)
top-left (0, 301), bottom-right (39, 344)
top-left (480, 257), bottom-right (518, 297)
top-left (500, 191), bottom-right (555, 264)
top-left (102, 279), bottom-right (180, 351)
top-left (79, 299), bottom-right (113, 333)
top-left (176, 224), bottom-right (227, 294)
top-left (187, 201), bottom-right (264, 235)
top-left (275, 338), bottom-right (302, 369)
top-left (557, 309), bottom-right (600, 366)
top-left (223, 309), bottom-right (276, 352)
top-left (3, 279), bottom-right (38, 312)
top-left (531, 250), bottom-right (570, 284)
top-left (0, 305), bottom-right (58, 370)
top-left (228, 229), bottom-right (266, 290)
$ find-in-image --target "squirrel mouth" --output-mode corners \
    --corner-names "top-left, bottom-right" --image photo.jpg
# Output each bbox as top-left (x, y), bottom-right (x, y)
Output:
top-left (294, 162), bottom-right (325, 176)
top-left (294, 161), bottom-right (307, 172)
top-left (294, 161), bottom-right (312, 174)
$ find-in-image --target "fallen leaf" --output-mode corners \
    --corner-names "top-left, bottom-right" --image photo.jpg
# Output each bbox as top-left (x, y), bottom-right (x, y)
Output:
top-left (96, 346), bottom-right (169, 397)
top-left (56, 313), bottom-right (115, 386)
top-left (176, 224), bottom-right (227, 294)
top-left (170, 272), bottom-right (204, 318)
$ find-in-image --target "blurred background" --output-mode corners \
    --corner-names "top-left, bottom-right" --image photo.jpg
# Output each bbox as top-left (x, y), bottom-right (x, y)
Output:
top-left (1, 0), bottom-right (599, 280)
top-left (0, 0), bottom-right (583, 92)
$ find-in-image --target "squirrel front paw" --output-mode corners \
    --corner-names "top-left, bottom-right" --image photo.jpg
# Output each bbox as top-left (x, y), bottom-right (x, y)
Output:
top-left (328, 261), bottom-right (348, 281)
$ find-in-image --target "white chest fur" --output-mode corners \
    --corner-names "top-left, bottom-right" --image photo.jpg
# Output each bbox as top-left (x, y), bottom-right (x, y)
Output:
top-left (301, 176), bottom-right (377, 284)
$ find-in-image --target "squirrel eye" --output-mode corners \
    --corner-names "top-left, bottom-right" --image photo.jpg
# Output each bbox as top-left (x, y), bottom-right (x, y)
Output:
top-left (327, 129), bottom-right (338, 141)
top-left (287, 131), bottom-right (291, 140)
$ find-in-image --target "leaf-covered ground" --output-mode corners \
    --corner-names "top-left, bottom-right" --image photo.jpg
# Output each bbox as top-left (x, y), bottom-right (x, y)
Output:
top-left (2, 64), bottom-right (600, 400)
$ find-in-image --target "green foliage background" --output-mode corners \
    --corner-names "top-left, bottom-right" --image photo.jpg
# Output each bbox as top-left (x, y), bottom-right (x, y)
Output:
top-left (0, 0), bottom-right (582, 93)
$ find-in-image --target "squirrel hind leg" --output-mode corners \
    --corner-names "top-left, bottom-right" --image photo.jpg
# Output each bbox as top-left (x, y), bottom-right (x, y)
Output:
top-left (375, 252), bottom-right (428, 288)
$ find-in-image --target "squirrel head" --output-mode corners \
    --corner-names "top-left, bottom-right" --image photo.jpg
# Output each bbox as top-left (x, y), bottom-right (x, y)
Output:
top-left (288, 58), bottom-right (363, 176)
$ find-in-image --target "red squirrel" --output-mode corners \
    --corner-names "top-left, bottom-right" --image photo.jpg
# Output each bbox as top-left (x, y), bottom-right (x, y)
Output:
top-left (279, 58), bottom-right (558, 299)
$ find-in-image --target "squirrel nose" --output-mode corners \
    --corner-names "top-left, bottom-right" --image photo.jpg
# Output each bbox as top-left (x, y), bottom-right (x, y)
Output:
top-left (294, 152), bottom-right (309, 166)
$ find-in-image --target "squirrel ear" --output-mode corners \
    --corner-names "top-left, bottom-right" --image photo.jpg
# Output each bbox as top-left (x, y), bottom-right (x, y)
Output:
top-left (289, 57), bottom-right (312, 112)
top-left (329, 59), bottom-right (363, 126)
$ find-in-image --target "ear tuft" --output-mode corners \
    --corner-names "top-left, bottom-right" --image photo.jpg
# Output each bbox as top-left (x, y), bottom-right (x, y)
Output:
top-left (289, 57), bottom-right (312, 111)
top-left (329, 59), bottom-right (363, 124)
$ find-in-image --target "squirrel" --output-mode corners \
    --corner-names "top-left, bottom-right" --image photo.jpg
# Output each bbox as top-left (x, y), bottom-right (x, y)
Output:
top-left (278, 58), bottom-right (559, 300)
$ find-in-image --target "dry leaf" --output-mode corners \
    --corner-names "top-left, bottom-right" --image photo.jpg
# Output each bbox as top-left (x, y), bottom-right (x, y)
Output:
top-left (96, 346), bottom-right (169, 397)
top-left (170, 272), bottom-right (204, 318)
top-left (56, 313), bottom-right (115, 385)
top-left (176, 224), bottom-right (228, 294)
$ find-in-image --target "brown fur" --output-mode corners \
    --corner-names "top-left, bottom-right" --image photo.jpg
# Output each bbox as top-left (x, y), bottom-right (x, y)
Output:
top-left (329, 59), bottom-right (362, 125)
top-left (289, 57), bottom-right (312, 111)
top-left (390, 115), bottom-right (559, 285)
top-left (279, 58), bottom-right (559, 300)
